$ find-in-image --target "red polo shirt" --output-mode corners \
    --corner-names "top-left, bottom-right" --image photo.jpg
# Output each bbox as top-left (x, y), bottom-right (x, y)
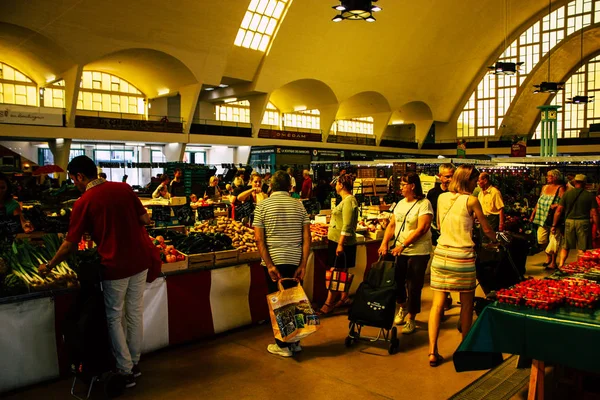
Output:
top-left (66, 181), bottom-right (153, 280)
top-left (301, 177), bottom-right (313, 199)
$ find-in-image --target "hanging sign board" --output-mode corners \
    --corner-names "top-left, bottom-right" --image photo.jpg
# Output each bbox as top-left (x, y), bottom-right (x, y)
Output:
top-left (0, 105), bottom-right (63, 127)
top-left (511, 140), bottom-right (527, 157)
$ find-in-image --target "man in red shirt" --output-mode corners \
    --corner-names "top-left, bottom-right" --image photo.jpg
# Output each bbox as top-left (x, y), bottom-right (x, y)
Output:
top-left (45, 156), bottom-right (155, 388)
top-left (301, 169), bottom-right (313, 199)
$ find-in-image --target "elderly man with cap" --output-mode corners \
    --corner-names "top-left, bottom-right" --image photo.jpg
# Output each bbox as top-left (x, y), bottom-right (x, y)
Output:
top-left (552, 174), bottom-right (600, 256)
top-left (477, 172), bottom-right (505, 234)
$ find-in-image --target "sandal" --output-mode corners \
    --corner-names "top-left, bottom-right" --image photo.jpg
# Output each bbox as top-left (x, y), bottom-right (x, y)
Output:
top-left (316, 303), bottom-right (336, 316)
top-left (429, 353), bottom-right (444, 367)
top-left (334, 297), bottom-right (353, 308)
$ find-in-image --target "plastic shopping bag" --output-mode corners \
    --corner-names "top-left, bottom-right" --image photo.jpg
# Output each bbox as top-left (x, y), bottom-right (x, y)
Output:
top-left (267, 278), bottom-right (321, 343)
top-left (546, 232), bottom-right (561, 255)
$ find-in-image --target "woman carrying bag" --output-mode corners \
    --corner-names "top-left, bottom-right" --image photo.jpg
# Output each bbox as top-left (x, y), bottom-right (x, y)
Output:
top-left (378, 172), bottom-right (433, 335)
top-left (317, 174), bottom-right (359, 315)
top-left (529, 169), bottom-right (565, 269)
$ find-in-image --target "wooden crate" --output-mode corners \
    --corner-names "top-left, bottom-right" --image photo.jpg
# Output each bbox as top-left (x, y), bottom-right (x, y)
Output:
top-left (185, 252), bottom-right (214, 269)
top-left (161, 252), bottom-right (188, 273)
top-left (238, 250), bottom-right (261, 262)
top-left (214, 249), bottom-right (239, 266)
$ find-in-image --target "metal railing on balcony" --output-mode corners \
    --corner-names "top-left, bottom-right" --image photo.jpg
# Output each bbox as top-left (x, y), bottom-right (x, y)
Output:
top-left (75, 111), bottom-right (184, 133)
top-left (190, 119), bottom-right (253, 137)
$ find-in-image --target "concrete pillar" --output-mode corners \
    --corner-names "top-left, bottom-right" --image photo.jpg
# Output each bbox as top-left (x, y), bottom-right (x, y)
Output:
top-left (248, 93), bottom-right (270, 137)
top-left (164, 143), bottom-right (186, 162)
top-left (318, 104), bottom-right (338, 143)
top-left (62, 65), bottom-right (83, 127)
top-left (197, 101), bottom-right (216, 121)
top-left (414, 120), bottom-right (434, 149)
top-left (179, 83), bottom-right (202, 133)
top-left (373, 111), bottom-right (393, 146)
top-left (48, 138), bottom-right (72, 182)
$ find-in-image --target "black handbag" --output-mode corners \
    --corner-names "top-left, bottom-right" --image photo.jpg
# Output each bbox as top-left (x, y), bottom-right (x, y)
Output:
top-left (348, 257), bottom-right (397, 329)
top-left (543, 187), bottom-right (561, 227)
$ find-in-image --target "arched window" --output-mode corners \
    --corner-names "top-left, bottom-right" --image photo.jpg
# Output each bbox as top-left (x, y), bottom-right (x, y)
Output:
top-left (0, 62), bottom-right (37, 106)
top-left (261, 102), bottom-right (280, 127)
top-left (533, 53), bottom-right (600, 138)
top-left (458, 0), bottom-right (597, 137)
top-left (77, 71), bottom-right (145, 114)
top-left (43, 80), bottom-right (66, 108)
top-left (333, 117), bottom-right (374, 135)
top-left (215, 100), bottom-right (251, 123)
top-left (283, 109), bottom-right (320, 130)
top-left (234, 0), bottom-right (291, 52)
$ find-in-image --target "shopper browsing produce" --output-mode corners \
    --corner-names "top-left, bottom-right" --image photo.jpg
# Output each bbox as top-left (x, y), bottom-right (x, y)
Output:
top-left (428, 165), bottom-right (498, 367)
top-left (152, 174), bottom-right (171, 199)
top-left (378, 172), bottom-right (433, 335)
top-left (552, 174), bottom-right (600, 257)
top-left (477, 172), bottom-right (505, 235)
top-left (43, 155), bottom-right (159, 388)
top-left (530, 169), bottom-right (565, 269)
top-left (235, 173), bottom-right (268, 204)
top-left (317, 173), bottom-right (359, 315)
top-left (0, 172), bottom-right (34, 233)
top-left (169, 168), bottom-right (185, 196)
top-left (204, 176), bottom-right (222, 201)
top-left (253, 170), bottom-right (311, 358)
top-left (301, 170), bottom-right (313, 199)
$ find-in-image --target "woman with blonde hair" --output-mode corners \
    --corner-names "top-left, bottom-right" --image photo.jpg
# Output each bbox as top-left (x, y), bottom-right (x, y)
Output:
top-left (427, 165), bottom-right (497, 367)
top-left (235, 173), bottom-right (268, 204)
top-left (529, 169), bottom-right (565, 269)
top-left (204, 176), bottom-right (222, 200)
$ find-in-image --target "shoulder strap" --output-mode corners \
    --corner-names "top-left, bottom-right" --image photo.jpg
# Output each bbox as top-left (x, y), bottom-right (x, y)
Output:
top-left (551, 186), bottom-right (560, 202)
top-left (391, 200), bottom-right (420, 248)
top-left (439, 195), bottom-right (460, 232)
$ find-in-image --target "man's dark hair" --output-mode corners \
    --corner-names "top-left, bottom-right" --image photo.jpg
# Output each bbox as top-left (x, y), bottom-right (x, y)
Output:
top-left (67, 156), bottom-right (98, 179)
top-left (160, 174), bottom-right (169, 183)
top-left (271, 170), bottom-right (291, 192)
top-left (174, 168), bottom-right (182, 174)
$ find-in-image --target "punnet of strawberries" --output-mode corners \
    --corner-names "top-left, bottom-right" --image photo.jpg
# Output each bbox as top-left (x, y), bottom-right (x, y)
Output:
top-left (497, 277), bottom-right (600, 310)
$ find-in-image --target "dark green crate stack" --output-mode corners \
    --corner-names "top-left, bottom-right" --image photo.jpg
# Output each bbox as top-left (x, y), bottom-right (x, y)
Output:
top-left (165, 163), bottom-right (216, 197)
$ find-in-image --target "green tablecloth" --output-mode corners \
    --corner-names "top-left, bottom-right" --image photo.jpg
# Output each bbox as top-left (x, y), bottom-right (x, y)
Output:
top-left (454, 302), bottom-right (600, 373)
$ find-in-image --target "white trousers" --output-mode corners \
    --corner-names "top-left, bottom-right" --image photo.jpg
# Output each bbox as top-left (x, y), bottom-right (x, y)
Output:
top-left (103, 269), bottom-right (147, 374)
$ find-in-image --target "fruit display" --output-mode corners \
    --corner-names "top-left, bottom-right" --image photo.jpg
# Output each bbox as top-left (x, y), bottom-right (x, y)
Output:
top-left (310, 223), bottom-right (329, 243)
top-left (190, 217), bottom-right (257, 253)
top-left (150, 235), bottom-right (188, 263)
top-left (497, 277), bottom-right (600, 310)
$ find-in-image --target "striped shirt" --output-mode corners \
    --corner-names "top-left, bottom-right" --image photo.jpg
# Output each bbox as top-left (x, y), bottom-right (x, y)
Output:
top-left (253, 191), bottom-right (310, 266)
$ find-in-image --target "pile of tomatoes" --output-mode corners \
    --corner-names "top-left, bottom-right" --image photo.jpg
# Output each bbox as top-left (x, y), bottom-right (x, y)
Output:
top-left (150, 235), bottom-right (186, 263)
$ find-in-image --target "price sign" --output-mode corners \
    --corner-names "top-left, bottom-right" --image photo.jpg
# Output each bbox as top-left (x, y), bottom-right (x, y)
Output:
top-left (196, 205), bottom-right (215, 221)
top-left (0, 216), bottom-right (21, 242)
top-left (175, 205), bottom-right (195, 226)
top-left (234, 201), bottom-right (255, 221)
top-left (151, 206), bottom-right (172, 222)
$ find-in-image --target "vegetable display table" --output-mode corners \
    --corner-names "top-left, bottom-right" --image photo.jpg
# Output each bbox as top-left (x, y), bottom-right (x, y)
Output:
top-left (454, 302), bottom-right (600, 399)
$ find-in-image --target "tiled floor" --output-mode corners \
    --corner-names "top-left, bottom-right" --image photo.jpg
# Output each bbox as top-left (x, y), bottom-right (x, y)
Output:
top-left (3, 249), bottom-right (570, 400)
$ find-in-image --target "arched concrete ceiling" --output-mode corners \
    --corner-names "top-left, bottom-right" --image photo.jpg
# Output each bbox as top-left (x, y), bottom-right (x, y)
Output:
top-left (395, 101), bottom-right (434, 122)
top-left (269, 79), bottom-right (337, 113)
top-left (0, 22), bottom-right (74, 84)
top-left (336, 91), bottom-right (390, 119)
top-left (1, 0), bottom-right (571, 119)
top-left (500, 25), bottom-right (600, 138)
top-left (85, 49), bottom-right (197, 98)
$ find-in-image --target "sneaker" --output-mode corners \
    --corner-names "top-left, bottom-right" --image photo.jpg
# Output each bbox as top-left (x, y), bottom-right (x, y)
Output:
top-left (290, 342), bottom-right (302, 353)
top-left (402, 319), bottom-right (416, 335)
top-left (132, 364), bottom-right (141, 378)
top-left (267, 344), bottom-right (293, 357)
top-left (122, 373), bottom-right (136, 388)
top-left (394, 307), bottom-right (406, 325)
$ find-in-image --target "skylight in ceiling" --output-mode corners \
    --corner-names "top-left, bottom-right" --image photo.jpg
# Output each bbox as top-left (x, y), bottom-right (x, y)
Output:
top-left (234, 0), bottom-right (291, 52)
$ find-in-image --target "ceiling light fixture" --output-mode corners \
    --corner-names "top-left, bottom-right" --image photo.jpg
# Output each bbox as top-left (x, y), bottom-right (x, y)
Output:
top-left (223, 97), bottom-right (238, 103)
top-left (332, 0), bottom-right (381, 22)
top-left (204, 87), bottom-right (215, 91)
top-left (533, 0), bottom-right (564, 94)
top-left (489, 0), bottom-right (524, 75)
top-left (218, 84), bottom-right (229, 88)
top-left (567, 24), bottom-right (593, 104)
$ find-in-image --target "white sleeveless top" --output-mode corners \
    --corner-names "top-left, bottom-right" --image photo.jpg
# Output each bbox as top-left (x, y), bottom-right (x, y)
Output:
top-left (437, 193), bottom-right (474, 248)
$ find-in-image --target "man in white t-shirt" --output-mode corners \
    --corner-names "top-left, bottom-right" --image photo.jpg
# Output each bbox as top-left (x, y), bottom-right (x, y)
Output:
top-left (287, 168), bottom-right (296, 194)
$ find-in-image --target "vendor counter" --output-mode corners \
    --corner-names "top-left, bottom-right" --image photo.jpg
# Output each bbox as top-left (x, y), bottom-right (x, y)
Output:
top-left (0, 239), bottom-right (381, 394)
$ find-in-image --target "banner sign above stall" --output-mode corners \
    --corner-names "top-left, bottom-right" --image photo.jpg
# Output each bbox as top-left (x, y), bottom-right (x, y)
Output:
top-left (276, 148), bottom-right (311, 155)
top-left (258, 129), bottom-right (322, 142)
top-left (0, 105), bottom-right (63, 127)
top-left (510, 138), bottom-right (527, 157)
